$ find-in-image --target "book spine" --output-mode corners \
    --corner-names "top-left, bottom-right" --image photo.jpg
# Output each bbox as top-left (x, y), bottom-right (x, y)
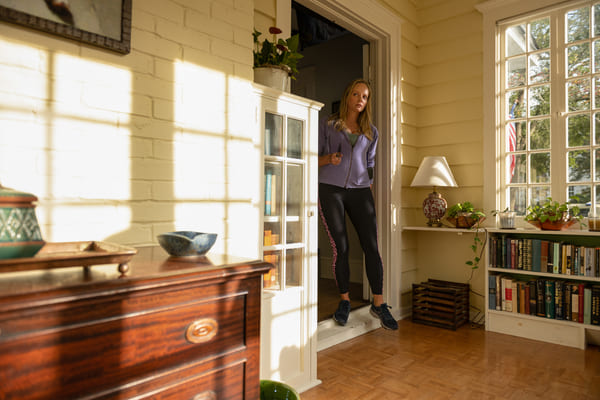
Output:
top-left (564, 283), bottom-right (572, 321)
top-left (489, 274), bottom-right (496, 310)
top-left (528, 280), bottom-right (537, 315)
top-left (536, 279), bottom-right (546, 317)
top-left (578, 283), bottom-right (584, 323)
top-left (503, 277), bottom-right (513, 312)
top-left (524, 283), bottom-right (530, 314)
top-left (572, 283), bottom-right (579, 322)
top-left (496, 275), bottom-right (502, 311)
top-left (532, 239), bottom-right (541, 272)
top-left (593, 285), bottom-right (600, 325)
top-left (512, 281), bottom-right (518, 313)
top-left (554, 281), bottom-right (564, 320)
top-left (584, 286), bottom-right (592, 325)
top-left (545, 280), bottom-right (555, 319)
top-left (550, 242), bottom-right (555, 273)
top-left (553, 243), bottom-right (560, 274)
top-left (519, 282), bottom-right (526, 314)
top-left (265, 172), bottom-right (272, 215)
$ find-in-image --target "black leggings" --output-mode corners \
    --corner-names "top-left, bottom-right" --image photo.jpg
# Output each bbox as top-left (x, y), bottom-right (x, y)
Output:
top-left (318, 183), bottom-right (383, 295)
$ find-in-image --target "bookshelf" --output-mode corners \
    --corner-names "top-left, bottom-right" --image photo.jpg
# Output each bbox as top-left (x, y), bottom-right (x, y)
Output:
top-left (485, 228), bottom-right (600, 349)
top-left (261, 104), bottom-right (309, 290)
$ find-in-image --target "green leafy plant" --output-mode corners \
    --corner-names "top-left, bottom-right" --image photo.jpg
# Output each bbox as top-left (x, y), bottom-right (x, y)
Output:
top-left (446, 202), bottom-right (486, 269)
top-left (253, 27), bottom-right (303, 79)
top-left (490, 207), bottom-right (511, 216)
top-left (447, 201), bottom-right (486, 221)
top-left (524, 197), bottom-right (583, 225)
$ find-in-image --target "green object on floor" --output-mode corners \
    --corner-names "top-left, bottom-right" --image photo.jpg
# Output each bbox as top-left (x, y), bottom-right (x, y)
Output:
top-left (260, 380), bottom-right (300, 400)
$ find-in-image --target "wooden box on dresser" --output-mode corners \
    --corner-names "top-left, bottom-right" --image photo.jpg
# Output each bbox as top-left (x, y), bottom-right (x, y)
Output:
top-left (0, 246), bottom-right (272, 400)
top-left (486, 228), bottom-right (600, 349)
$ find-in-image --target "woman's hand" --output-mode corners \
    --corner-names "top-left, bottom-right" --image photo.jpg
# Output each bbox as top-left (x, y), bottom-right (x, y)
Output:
top-left (319, 152), bottom-right (343, 167)
top-left (329, 152), bottom-right (342, 165)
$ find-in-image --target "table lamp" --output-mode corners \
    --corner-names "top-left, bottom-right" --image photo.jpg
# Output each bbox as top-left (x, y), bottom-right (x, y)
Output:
top-left (410, 156), bottom-right (458, 227)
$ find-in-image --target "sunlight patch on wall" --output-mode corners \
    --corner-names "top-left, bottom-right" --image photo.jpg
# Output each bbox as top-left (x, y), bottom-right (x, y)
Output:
top-left (53, 53), bottom-right (132, 116)
top-left (0, 39), bottom-right (134, 243)
top-left (41, 204), bottom-right (132, 242)
top-left (49, 119), bottom-right (131, 199)
top-left (174, 133), bottom-right (226, 199)
top-left (174, 62), bottom-right (226, 133)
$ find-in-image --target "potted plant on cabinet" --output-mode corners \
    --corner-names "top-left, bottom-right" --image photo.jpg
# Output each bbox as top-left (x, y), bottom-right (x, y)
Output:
top-left (253, 27), bottom-right (303, 92)
top-left (446, 202), bottom-right (486, 270)
top-left (524, 197), bottom-right (584, 230)
top-left (491, 207), bottom-right (516, 229)
top-left (446, 201), bottom-right (486, 229)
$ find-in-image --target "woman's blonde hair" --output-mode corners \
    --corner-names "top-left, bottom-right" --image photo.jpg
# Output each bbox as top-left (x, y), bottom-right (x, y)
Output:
top-left (329, 78), bottom-right (373, 140)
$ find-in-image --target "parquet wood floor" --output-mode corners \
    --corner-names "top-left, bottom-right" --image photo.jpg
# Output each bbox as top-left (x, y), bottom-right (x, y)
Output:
top-left (301, 319), bottom-right (600, 399)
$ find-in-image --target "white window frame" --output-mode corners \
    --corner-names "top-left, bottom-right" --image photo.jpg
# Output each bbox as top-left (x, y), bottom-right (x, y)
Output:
top-left (479, 0), bottom-right (595, 226)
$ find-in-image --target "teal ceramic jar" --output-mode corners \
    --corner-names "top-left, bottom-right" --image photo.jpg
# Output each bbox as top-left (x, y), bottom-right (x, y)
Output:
top-left (0, 185), bottom-right (44, 259)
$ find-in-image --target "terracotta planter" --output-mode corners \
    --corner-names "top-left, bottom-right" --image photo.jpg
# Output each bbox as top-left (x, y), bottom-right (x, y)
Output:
top-left (446, 212), bottom-right (485, 229)
top-left (526, 211), bottom-right (579, 230)
top-left (254, 65), bottom-right (291, 92)
top-left (527, 218), bottom-right (576, 230)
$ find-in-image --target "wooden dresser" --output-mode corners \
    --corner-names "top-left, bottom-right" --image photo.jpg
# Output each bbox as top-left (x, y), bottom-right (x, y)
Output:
top-left (0, 246), bottom-right (271, 400)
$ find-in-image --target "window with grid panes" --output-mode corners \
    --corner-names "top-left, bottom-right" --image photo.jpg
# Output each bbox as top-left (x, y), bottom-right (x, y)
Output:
top-left (500, 2), bottom-right (600, 217)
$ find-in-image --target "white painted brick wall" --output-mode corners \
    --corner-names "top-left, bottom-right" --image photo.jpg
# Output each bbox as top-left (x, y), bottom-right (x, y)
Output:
top-left (0, 0), bottom-right (260, 258)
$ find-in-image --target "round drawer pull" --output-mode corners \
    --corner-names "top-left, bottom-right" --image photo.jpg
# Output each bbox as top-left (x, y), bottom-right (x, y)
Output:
top-left (185, 318), bottom-right (218, 344)
top-left (193, 391), bottom-right (216, 400)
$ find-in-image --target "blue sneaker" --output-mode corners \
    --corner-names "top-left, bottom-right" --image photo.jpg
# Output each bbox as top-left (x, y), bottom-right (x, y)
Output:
top-left (370, 303), bottom-right (398, 330)
top-left (333, 300), bottom-right (351, 326)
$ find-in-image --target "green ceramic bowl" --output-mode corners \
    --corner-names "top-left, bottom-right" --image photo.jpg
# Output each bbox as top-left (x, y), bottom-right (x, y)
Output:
top-left (260, 380), bottom-right (300, 400)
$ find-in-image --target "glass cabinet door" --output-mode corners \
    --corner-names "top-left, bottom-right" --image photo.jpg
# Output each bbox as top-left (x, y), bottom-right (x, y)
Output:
top-left (263, 112), bottom-right (305, 290)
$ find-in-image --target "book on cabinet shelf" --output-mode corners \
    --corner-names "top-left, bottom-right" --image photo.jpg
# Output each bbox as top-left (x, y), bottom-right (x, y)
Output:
top-left (489, 236), bottom-right (600, 278)
top-left (264, 172), bottom-right (277, 216)
top-left (488, 273), bottom-right (600, 326)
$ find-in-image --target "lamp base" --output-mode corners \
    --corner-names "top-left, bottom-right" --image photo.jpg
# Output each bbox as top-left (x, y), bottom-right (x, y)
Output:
top-left (426, 218), bottom-right (443, 227)
top-left (423, 191), bottom-right (447, 227)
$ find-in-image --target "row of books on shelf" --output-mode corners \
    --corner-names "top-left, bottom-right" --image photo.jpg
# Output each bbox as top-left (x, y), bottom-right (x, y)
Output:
top-left (488, 274), bottom-right (600, 325)
top-left (263, 230), bottom-right (280, 246)
top-left (489, 236), bottom-right (600, 277)
top-left (264, 172), bottom-right (278, 216)
top-left (263, 253), bottom-right (280, 289)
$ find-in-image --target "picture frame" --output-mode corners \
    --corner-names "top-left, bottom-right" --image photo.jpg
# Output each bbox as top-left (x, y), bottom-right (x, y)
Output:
top-left (0, 0), bottom-right (132, 54)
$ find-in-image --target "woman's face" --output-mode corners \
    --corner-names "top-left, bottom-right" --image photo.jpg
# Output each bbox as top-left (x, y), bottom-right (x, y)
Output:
top-left (346, 83), bottom-right (369, 114)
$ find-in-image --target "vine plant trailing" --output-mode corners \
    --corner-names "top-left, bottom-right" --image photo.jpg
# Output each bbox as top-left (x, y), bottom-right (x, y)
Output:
top-left (446, 202), bottom-right (487, 271)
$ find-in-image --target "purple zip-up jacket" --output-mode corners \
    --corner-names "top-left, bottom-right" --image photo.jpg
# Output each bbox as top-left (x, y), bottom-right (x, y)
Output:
top-left (318, 117), bottom-right (379, 188)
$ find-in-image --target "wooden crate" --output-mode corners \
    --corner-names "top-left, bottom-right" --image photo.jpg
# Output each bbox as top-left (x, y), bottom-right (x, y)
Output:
top-left (412, 279), bottom-right (469, 330)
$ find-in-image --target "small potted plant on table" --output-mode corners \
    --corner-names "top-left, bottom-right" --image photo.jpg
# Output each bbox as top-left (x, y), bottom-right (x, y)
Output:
top-left (491, 207), bottom-right (517, 229)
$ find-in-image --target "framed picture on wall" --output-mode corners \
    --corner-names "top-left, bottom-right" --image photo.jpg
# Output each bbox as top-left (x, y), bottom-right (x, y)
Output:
top-left (0, 0), bottom-right (132, 54)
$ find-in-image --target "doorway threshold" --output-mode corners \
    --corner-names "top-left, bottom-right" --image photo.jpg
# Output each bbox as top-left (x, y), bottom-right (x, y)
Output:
top-left (316, 306), bottom-right (381, 351)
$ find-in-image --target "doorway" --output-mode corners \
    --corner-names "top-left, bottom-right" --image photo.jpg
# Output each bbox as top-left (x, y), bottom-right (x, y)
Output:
top-left (290, 1), bottom-right (370, 323)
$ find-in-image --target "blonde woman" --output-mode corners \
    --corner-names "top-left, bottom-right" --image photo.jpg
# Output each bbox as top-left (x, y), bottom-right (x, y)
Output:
top-left (318, 78), bottom-right (397, 330)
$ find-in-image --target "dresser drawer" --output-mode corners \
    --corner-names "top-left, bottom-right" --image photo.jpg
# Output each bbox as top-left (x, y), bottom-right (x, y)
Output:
top-left (95, 359), bottom-right (251, 400)
top-left (0, 280), bottom-right (259, 400)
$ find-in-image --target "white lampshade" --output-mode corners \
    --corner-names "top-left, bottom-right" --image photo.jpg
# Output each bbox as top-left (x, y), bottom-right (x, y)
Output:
top-left (410, 156), bottom-right (458, 188)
